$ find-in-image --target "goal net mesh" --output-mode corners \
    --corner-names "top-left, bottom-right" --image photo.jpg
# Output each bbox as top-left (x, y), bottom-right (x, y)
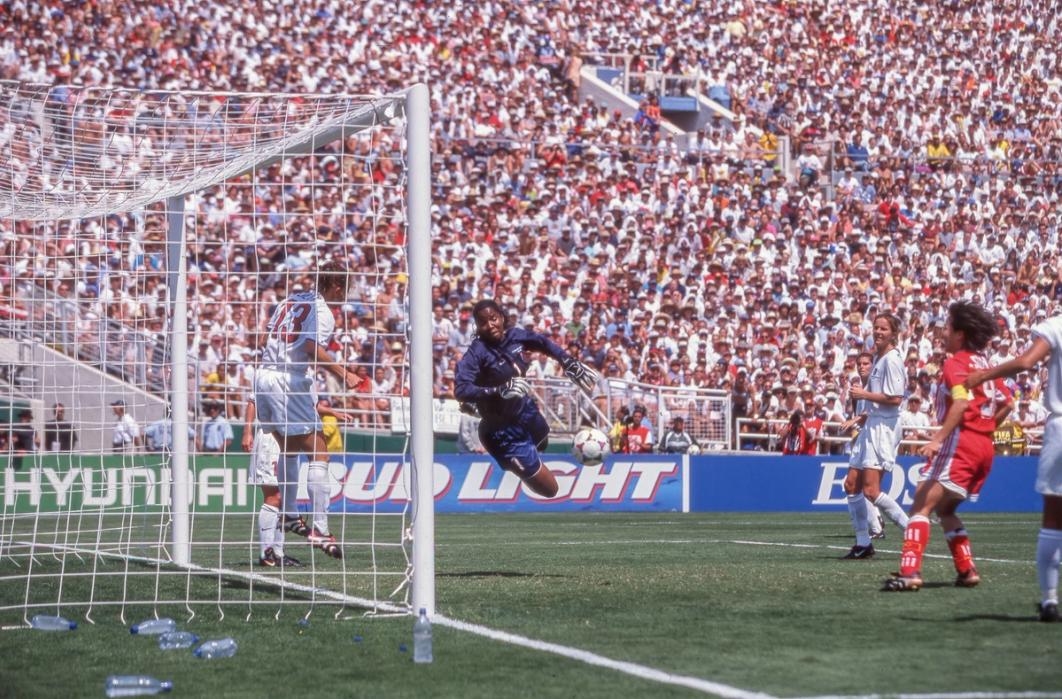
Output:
top-left (0, 82), bottom-right (419, 625)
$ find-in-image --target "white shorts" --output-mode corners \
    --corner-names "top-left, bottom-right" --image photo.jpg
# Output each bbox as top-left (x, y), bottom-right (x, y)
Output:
top-left (253, 370), bottom-right (321, 436)
top-left (849, 419), bottom-right (900, 472)
top-left (1036, 416), bottom-right (1062, 497)
top-left (248, 430), bottom-right (282, 486)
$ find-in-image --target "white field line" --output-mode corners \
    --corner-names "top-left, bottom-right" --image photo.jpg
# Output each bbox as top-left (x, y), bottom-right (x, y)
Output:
top-left (5, 539), bottom-right (774, 698)
top-left (796, 694), bottom-right (1062, 699)
top-left (3, 540), bottom-right (1048, 699)
top-left (460, 538), bottom-right (1032, 566)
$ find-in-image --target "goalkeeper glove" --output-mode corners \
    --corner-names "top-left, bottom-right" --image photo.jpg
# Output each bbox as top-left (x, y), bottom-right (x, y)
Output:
top-left (497, 377), bottom-right (531, 400)
top-left (458, 401), bottom-right (480, 417)
top-left (561, 357), bottom-right (599, 393)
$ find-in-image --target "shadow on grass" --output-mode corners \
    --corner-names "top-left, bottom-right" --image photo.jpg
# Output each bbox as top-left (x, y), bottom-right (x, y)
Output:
top-left (953, 613), bottom-right (1041, 623)
top-left (438, 571), bottom-right (568, 579)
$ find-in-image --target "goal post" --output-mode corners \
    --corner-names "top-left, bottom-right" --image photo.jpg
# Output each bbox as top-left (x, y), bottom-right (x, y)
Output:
top-left (0, 81), bottom-right (434, 624)
top-left (405, 84), bottom-right (435, 618)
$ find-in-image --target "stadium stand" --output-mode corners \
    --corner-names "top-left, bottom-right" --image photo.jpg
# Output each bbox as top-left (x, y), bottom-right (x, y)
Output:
top-left (0, 0), bottom-right (1059, 451)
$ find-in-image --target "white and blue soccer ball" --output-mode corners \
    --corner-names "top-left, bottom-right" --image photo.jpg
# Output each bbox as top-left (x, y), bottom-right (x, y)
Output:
top-left (572, 427), bottom-right (610, 465)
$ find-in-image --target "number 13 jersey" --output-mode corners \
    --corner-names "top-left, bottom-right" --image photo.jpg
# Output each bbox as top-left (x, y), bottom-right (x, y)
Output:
top-left (261, 292), bottom-right (335, 377)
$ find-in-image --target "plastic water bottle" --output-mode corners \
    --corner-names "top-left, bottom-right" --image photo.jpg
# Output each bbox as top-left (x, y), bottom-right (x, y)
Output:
top-left (30, 614), bottom-right (76, 631)
top-left (158, 631), bottom-right (198, 650)
top-left (413, 608), bottom-right (432, 663)
top-left (194, 637), bottom-right (238, 659)
top-left (104, 675), bottom-right (173, 697)
top-left (130, 618), bottom-right (176, 635)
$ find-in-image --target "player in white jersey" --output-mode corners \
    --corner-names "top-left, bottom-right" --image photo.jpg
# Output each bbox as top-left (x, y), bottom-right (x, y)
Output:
top-left (244, 393), bottom-right (355, 567)
top-left (253, 262), bottom-right (357, 559)
top-left (965, 313), bottom-right (1062, 622)
top-left (841, 353), bottom-right (885, 547)
top-left (841, 314), bottom-right (911, 559)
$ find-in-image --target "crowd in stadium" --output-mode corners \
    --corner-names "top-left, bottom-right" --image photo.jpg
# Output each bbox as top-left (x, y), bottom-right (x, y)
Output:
top-left (1, 0), bottom-right (1061, 449)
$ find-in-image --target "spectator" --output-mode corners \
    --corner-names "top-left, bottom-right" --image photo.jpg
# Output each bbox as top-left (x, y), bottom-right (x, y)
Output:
top-left (779, 410), bottom-right (811, 455)
top-left (143, 415), bottom-right (196, 453)
top-left (619, 406), bottom-right (653, 454)
top-left (110, 400), bottom-right (141, 452)
top-left (9, 409), bottom-right (38, 470)
top-left (44, 403), bottom-right (77, 452)
top-left (198, 401), bottom-right (234, 453)
top-left (898, 396), bottom-right (932, 455)
top-left (658, 416), bottom-right (698, 454)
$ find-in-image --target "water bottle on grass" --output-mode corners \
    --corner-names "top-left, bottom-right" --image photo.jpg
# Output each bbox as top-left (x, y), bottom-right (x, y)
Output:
top-left (194, 637), bottom-right (238, 659)
top-left (413, 608), bottom-right (432, 663)
top-left (104, 675), bottom-right (173, 697)
top-left (30, 614), bottom-right (77, 631)
top-left (130, 618), bottom-right (176, 635)
top-left (158, 631), bottom-right (198, 650)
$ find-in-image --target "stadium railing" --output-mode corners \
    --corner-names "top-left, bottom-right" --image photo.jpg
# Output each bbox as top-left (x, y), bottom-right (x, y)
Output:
top-left (735, 418), bottom-right (1043, 456)
top-left (530, 376), bottom-right (731, 448)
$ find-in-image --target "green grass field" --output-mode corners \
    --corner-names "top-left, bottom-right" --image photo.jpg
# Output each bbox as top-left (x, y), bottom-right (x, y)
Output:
top-left (1, 513), bottom-right (1060, 698)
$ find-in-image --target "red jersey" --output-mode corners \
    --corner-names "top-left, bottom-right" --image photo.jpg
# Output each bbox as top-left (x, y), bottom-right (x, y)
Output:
top-left (935, 350), bottom-right (1010, 435)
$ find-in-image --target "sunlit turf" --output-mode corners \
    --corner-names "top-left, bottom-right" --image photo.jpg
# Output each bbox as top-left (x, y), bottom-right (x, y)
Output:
top-left (1, 513), bottom-right (1059, 698)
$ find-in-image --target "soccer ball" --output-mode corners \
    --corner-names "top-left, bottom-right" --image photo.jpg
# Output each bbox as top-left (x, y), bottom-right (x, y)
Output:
top-left (572, 427), bottom-right (610, 465)
top-left (686, 444), bottom-right (702, 456)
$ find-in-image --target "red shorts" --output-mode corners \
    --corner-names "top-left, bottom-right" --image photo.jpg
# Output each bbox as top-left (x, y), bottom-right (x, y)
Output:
top-left (921, 429), bottom-right (994, 501)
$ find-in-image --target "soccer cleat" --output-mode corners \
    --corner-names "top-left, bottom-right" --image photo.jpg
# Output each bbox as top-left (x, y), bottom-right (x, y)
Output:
top-left (308, 528), bottom-right (343, 559)
top-left (954, 568), bottom-right (981, 588)
top-left (870, 513), bottom-right (886, 539)
top-left (284, 516), bottom-right (311, 537)
top-left (842, 544), bottom-right (876, 560)
top-left (882, 572), bottom-right (923, 592)
top-left (1040, 602), bottom-right (1060, 623)
top-left (258, 547), bottom-right (279, 567)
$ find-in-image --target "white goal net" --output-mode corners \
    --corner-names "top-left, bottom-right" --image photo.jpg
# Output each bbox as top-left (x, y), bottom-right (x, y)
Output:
top-left (0, 81), bottom-right (434, 625)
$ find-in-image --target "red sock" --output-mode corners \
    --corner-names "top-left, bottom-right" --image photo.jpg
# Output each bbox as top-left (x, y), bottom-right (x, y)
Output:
top-left (900, 517), bottom-right (931, 576)
top-left (946, 529), bottom-right (974, 574)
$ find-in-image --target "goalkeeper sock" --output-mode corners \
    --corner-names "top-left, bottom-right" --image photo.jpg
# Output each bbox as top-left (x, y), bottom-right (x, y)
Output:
top-left (847, 494), bottom-right (871, 547)
top-left (1037, 528), bottom-right (1062, 606)
top-left (945, 527), bottom-right (975, 575)
top-left (258, 504), bottom-right (278, 558)
top-left (307, 461), bottom-right (331, 536)
top-left (900, 515), bottom-right (931, 576)
top-left (873, 491), bottom-right (909, 529)
top-left (282, 455), bottom-right (301, 520)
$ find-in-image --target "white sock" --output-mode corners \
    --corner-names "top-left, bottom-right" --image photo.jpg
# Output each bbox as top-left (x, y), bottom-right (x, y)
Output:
top-left (847, 493), bottom-right (871, 547)
top-left (873, 491), bottom-right (910, 529)
top-left (1037, 528), bottom-right (1062, 606)
top-left (867, 501), bottom-right (882, 534)
top-left (258, 504), bottom-right (278, 558)
top-left (307, 461), bottom-right (331, 536)
top-left (273, 515), bottom-right (285, 557)
top-left (282, 455), bottom-right (301, 521)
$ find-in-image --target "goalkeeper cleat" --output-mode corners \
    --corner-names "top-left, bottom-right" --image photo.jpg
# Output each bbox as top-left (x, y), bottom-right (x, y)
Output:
top-left (284, 516), bottom-right (311, 537)
top-left (954, 567), bottom-right (981, 588)
top-left (882, 572), bottom-right (923, 592)
top-left (309, 528), bottom-right (343, 559)
top-left (1039, 602), bottom-right (1060, 623)
top-left (842, 544), bottom-right (875, 560)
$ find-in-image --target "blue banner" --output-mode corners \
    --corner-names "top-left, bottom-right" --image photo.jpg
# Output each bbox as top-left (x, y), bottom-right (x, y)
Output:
top-left (689, 454), bottom-right (1042, 512)
top-left (318, 454), bottom-right (684, 514)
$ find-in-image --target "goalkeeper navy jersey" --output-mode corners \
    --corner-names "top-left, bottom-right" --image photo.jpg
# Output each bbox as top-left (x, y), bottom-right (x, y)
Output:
top-left (454, 327), bottom-right (571, 424)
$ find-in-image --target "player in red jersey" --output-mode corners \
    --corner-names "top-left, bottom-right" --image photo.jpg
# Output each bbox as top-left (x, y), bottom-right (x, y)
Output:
top-left (884, 302), bottom-right (1012, 591)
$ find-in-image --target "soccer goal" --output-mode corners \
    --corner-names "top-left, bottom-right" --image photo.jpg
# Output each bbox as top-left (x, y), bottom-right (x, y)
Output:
top-left (0, 81), bottom-right (434, 625)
